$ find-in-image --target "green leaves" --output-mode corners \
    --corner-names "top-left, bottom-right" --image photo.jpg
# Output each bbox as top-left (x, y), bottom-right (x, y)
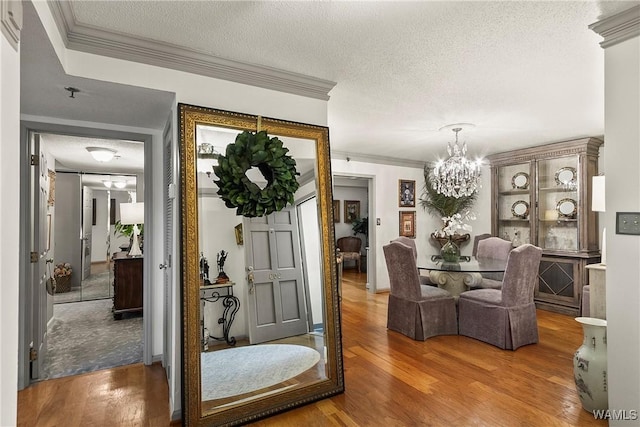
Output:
top-left (212, 130), bottom-right (300, 218)
top-left (420, 165), bottom-right (477, 218)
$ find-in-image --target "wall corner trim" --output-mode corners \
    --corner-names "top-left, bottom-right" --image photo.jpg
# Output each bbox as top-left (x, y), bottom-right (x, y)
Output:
top-left (46, 0), bottom-right (336, 101)
top-left (589, 5), bottom-right (640, 49)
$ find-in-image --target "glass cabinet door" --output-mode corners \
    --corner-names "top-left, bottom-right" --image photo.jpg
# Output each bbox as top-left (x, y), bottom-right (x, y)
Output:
top-left (496, 163), bottom-right (532, 246)
top-left (536, 155), bottom-right (579, 252)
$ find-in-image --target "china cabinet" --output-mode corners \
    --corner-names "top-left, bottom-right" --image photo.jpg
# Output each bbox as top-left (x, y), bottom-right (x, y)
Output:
top-left (487, 137), bottom-right (603, 315)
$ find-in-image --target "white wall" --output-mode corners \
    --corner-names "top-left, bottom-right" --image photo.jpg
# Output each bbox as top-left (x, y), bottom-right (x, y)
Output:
top-left (199, 196), bottom-right (247, 340)
top-left (331, 159), bottom-right (492, 291)
top-left (0, 30), bottom-right (20, 427)
top-left (603, 34), bottom-right (640, 424)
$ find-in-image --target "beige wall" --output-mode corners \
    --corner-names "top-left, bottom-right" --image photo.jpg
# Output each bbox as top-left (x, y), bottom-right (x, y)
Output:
top-left (0, 29), bottom-right (21, 426)
top-left (604, 34), bottom-right (640, 424)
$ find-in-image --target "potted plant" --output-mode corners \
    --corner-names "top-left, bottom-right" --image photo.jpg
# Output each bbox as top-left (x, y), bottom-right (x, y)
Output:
top-left (114, 220), bottom-right (144, 251)
top-left (420, 166), bottom-right (477, 248)
top-left (351, 217), bottom-right (368, 272)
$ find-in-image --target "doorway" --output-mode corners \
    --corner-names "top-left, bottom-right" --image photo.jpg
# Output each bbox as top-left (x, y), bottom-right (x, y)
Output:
top-left (333, 175), bottom-right (374, 292)
top-left (19, 123), bottom-right (152, 387)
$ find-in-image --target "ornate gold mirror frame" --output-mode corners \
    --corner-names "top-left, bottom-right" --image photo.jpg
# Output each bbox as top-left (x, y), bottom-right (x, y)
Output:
top-left (179, 104), bottom-right (343, 426)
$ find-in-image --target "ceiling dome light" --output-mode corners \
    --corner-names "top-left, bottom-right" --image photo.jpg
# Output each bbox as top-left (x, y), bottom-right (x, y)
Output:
top-left (102, 180), bottom-right (112, 188)
top-left (113, 181), bottom-right (127, 189)
top-left (87, 147), bottom-right (116, 162)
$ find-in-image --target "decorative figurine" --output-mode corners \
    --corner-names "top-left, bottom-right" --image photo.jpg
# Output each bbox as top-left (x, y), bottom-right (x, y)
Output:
top-left (200, 252), bottom-right (210, 285)
top-left (216, 250), bottom-right (229, 284)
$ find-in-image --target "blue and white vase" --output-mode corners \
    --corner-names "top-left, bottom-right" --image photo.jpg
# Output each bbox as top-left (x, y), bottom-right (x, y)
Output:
top-left (573, 317), bottom-right (608, 413)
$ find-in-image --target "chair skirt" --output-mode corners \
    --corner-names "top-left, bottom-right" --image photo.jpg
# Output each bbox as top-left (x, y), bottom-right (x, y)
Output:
top-left (387, 294), bottom-right (458, 340)
top-left (458, 297), bottom-right (538, 350)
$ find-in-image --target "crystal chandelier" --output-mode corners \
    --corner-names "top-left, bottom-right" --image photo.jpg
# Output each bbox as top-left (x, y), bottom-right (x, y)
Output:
top-left (433, 127), bottom-right (482, 198)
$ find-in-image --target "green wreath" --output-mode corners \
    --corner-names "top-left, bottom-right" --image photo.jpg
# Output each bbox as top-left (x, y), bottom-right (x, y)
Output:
top-left (213, 130), bottom-right (300, 218)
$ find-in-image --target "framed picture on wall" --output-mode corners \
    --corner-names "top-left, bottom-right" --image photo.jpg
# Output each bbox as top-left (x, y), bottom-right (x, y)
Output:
top-left (47, 169), bottom-right (56, 207)
top-left (234, 223), bottom-right (244, 245)
top-left (399, 179), bottom-right (416, 207)
top-left (399, 211), bottom-right (416, 238)
top-left (333, 200), bottom-right (340, 223)
top-left (110, 198), bottom-right (117, 225)
top-left (344, 200), bottom-right (360, 224)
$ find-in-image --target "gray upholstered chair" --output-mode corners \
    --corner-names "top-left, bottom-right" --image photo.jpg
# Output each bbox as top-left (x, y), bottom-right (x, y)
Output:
top-left (391, 236), bottom-right (432, 286)
top-left (337, 236), bottom-right (362, 271)
top-left (383, 241), bottom-right (458, 340)
top-left (472, 233), bottom-right (492, 256)
top-left (475, 236), bottom-right (513, 287)
top-left (458, 243), bottom-right (543, 350)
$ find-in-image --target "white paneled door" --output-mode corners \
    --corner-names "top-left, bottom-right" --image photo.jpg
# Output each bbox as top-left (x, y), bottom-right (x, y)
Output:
top-left (245, 207), bottom-right (308, 344)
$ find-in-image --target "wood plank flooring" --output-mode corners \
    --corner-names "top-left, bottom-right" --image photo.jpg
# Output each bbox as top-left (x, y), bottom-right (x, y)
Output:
top-left (18, 268), bottom-right (606, 426)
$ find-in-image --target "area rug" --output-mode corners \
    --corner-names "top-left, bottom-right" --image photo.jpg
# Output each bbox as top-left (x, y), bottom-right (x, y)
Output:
top-left (201, 344), bottom-right (321, 401)
top-left (41, 299), bottom-right (142, 380)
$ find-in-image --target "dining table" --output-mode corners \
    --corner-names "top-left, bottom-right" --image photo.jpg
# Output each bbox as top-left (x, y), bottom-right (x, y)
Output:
top-left (418, 255), bottom-right (508, 299)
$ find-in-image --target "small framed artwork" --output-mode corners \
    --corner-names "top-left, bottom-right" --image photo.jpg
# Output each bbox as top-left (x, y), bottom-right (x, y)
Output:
top-left (110, 198), bottom-right (116, 225)
top-left (333, 200), bottom-right (340, 223)
top-left (344, 200), bottom-right (360, 224)
top-left (46, 214), bottom-right (52, 251)
top-left (399, 211), bottom-right (416, 238)
top-left (399, 179), bottom-right (416, 207)
top-left (234, 223), bottom-right (244, 245)
top-left (47, 169), bottom-right (56, 207)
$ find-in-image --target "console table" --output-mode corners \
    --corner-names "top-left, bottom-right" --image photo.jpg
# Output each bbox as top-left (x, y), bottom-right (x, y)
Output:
top-left (200, 282), bottom-right (240, 349)
top-left (112, 252), bottom-right (143, 320)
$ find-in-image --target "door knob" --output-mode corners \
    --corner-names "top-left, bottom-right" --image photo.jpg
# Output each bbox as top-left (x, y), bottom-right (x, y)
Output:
top-left (159, 262), bottom-right (168, 270)
top-left (247, 266), bottom-right (255, 294)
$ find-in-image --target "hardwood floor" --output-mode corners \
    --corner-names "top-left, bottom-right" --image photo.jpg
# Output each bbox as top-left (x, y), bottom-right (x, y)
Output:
top-left (18, 268), bottom-right (606, 426)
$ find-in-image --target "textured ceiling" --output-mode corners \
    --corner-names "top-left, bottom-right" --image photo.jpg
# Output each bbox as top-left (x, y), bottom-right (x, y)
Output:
top-left (21, 1), bottom-right (639, 168)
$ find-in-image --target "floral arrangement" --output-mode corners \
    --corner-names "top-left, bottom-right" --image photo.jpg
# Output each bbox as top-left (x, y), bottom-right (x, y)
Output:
top-left (54, 262), bottom-right (72, 277)
top-left (433, 211), bottom-right (475, 239)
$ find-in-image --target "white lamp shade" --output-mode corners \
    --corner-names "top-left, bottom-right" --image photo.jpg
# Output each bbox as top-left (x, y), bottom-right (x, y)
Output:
top-left (113, 181), bottom-right (127, 189)
top-left (120, 202), bottom-right (144, 225)
top-left (592, 176), bottom-right (605, 212)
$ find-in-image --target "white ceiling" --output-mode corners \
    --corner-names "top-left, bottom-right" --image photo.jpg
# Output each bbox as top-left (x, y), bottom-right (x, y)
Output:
top-left (20, 1), bottom-right (639, 167)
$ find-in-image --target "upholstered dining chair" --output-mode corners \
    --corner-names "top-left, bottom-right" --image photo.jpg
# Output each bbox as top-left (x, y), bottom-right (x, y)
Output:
top-left (391, 236), bottom-right (432, 285)
top-left (475, 236), bottom-right (513, 287)
top-left (337, 236), bottom-right (362, 272)
top-left (383, 241), bottom-right (458, 340)
top-left (472, 233), bottom-right (492, 256)
top-left (458, 243), bottom-right (543, 350)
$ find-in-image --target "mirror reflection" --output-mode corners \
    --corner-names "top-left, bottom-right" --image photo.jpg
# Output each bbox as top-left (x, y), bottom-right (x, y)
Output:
top-left (179, 105), bottom-right (343, 424)
top-left (196, 125), bottom-right (328, 409)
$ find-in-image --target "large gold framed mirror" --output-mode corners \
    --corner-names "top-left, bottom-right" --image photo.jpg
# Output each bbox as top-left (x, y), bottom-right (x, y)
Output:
top-left (179, 104), bottom-right (344, 426)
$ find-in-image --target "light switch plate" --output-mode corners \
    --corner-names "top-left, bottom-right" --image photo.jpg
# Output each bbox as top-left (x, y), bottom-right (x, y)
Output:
top-left (616, 212), bottom-right (640, 235)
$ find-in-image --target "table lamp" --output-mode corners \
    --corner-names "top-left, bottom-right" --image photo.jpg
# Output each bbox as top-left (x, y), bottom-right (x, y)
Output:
top-left (120, 202), bottom-right (144, 257)
top-left (592, 175), bottom-right (605, 265)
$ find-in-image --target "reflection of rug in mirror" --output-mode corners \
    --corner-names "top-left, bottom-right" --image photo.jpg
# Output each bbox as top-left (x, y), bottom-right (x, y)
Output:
top-left (201, 344), bottom-right (321, 401)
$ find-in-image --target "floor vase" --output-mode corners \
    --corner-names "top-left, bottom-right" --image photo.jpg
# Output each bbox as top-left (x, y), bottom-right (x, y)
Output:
top-left (573, 317), bottom-right (608, 413)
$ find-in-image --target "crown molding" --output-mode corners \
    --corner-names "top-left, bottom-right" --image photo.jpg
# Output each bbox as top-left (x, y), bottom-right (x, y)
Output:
top-left (46, 1), bottom-right (336, 100)
top-left (589, 5), bottom-right (640, 49)
top-left (331, 150), bottom-right (426, 170)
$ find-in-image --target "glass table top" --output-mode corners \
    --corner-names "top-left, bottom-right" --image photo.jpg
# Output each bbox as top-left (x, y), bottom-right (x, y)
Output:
top-left (419, 255), bottom-right (507, 273)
